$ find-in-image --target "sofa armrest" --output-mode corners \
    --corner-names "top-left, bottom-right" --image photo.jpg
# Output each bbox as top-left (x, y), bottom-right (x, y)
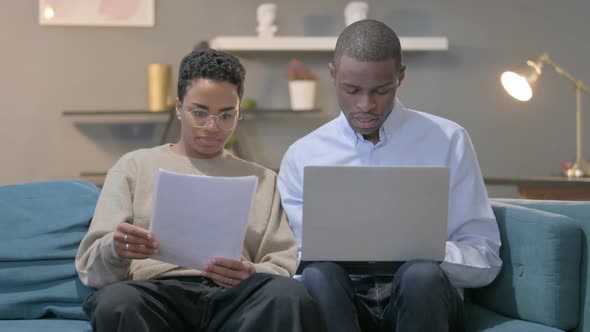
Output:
top-left (470, 201), bottom-right (581, 331)
top-left (493, 199), bottom-right (590, 332)
top-left (492, 199), bottom-right (590, 224)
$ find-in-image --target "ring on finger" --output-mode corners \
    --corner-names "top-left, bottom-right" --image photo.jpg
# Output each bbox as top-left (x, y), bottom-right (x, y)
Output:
top-left (125, 243), bottom-right (129, 250)
top-left (124, 234), bottom-right (128, 242)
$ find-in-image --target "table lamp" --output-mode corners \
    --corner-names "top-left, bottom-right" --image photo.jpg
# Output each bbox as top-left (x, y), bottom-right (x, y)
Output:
top-left (501, 53), bottom-right (590, 178)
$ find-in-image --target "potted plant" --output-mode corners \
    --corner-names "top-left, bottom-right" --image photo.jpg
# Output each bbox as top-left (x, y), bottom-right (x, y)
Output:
top-left (283, 59), bottom-right (317, 111)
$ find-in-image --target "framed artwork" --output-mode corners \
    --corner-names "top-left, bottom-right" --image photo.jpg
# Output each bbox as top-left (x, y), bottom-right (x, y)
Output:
top-left (39, 0), bottom-right (155, 27)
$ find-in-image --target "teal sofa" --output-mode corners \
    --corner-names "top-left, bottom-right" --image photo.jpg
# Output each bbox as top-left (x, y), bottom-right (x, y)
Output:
top-left (0, 181), bottom-right (97, 332)
top-left (0, 180), bottom-right (588, 331)
top-left (466, 199), bottom-right (590, 332)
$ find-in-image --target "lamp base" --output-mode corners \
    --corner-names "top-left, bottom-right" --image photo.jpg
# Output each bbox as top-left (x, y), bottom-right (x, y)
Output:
top-left (565, 160), bottom-right (590, 178)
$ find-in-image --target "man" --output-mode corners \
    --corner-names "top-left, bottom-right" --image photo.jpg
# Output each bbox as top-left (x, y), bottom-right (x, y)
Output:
top-left (76, 49), bottom-right (323, 332)
top-left (278, 20), bottom-right (502, 332)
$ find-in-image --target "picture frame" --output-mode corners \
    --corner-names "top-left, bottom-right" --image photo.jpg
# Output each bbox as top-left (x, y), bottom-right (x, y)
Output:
top-left (39, 0), bottom-right (155, 27)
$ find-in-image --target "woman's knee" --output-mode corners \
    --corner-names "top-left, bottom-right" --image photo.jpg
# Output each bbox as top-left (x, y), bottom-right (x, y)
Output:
top-left (85, 282), bottom-right (145, 319)
top-left (266, 276), bottom-right (314, 302)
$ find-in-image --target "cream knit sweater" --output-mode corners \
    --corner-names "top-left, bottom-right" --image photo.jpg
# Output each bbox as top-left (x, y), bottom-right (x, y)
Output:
top-left (75, 144), bottom-right (298, 288)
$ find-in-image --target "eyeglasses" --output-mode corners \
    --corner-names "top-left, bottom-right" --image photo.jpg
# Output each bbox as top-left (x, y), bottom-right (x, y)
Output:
top-left (180, 104), bottom-right (242, 130)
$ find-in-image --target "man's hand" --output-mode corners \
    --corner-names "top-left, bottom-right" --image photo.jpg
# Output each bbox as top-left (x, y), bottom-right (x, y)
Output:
top-left (203, 258), bottom-right (255, 288)
top-left (113, 223), bottom-right (159, 259)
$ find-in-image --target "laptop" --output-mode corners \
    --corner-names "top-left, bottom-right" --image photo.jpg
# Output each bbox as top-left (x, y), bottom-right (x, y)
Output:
top-left (298, 166), bottom-right (449, 274)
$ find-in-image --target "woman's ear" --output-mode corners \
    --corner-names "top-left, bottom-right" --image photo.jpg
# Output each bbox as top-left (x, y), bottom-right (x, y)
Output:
top-left (175, 98), bottom-right (182, 120)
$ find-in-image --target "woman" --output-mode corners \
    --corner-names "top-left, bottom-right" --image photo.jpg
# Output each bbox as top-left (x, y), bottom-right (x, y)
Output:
top-left (75, 49), bottom-right (322, 332)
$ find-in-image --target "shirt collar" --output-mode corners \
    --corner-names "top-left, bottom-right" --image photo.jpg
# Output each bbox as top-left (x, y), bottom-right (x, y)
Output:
top-left (338, 99), bottom-right (405, 145)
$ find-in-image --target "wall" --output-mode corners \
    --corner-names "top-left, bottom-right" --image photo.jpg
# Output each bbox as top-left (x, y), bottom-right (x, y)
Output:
top-left (1, 0), bottom-right (589, 198)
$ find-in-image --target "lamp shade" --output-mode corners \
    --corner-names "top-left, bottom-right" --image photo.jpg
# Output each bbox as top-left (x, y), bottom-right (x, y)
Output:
top-left (501, 59), bottom-right (543, 102)
top-left (499, 53), bottom-right (590, 178)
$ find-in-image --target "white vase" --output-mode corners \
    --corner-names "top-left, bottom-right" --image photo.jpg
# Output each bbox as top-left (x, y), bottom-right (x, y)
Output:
top-left (289, 80), bottom-right (316, 111)
top-left (256, 3), bottom-right (277, 38)
top-left (344, 1), bottom-right (369, 26)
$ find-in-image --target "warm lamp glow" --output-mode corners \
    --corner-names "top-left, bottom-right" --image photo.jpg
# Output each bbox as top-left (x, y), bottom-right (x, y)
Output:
top-left (501, 71), bottom-right (533, 102)
top-left (501, 53), bottom-right (590, 177)
top-left (43, 5), bottom-right (55, 20)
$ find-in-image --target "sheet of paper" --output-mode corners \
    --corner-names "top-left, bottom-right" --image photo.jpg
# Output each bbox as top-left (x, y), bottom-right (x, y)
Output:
top-left (149, 168), bottom-right (258, 271)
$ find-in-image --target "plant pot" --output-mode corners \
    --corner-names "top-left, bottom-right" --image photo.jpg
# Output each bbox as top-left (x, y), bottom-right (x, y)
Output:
top-left (289, 80), bottom-right (316, 111)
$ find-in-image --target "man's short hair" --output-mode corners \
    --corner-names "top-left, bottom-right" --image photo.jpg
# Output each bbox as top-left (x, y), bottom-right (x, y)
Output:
top-left (177, 49), bottom-right (245, 102)
top-left (334, 19), bottom-right (403, 69)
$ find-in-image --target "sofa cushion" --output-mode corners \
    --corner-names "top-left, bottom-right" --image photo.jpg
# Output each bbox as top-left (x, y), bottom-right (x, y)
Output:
top-left (465, 303), bottom-right (564, 332)
top-left (0, 319), bottom-right (92, 332)
top-left (0, 180), bottom-right (99, 319)
top-left (472, 202), bottom-right (581, 330)
top-left (494, 199), bottom-right (590, 332)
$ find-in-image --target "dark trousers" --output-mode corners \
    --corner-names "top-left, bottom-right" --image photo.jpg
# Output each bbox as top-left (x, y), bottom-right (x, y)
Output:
top-left (84, 273), bottom-right (324, 332)
top-left (300, 260), bottom-right (465, 332)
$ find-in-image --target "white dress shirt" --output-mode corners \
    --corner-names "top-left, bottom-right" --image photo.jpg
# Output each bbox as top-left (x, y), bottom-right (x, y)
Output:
top-left (278, 100), bottom-right (502, 289)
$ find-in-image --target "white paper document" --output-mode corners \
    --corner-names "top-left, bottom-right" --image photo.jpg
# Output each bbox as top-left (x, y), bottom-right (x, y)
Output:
top-left (149, 169), bottom-right (258, 271)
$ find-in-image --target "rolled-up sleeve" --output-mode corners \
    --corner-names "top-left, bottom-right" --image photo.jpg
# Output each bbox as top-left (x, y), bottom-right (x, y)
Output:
top-left (440, 129), bottom-right (502, 288)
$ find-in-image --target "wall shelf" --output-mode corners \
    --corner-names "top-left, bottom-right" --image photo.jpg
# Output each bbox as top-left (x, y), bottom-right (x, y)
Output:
top-left (244, 108), bottom-right (320, 112)
top-left (241, 108), bottom-right (321, 119)
top-left (209, 36), bottom-right (449, 52)
top-left (62, 110), bottom-right (171, 124)
top-left (79, 171), bottom-right (108, 187)
top-left (74, 108), bottom-right (322, 186)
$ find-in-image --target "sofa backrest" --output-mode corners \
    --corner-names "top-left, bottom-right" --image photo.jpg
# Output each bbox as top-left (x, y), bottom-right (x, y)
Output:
top-left (472, 201), bottom-right (582, 331)
top-left (494, 199), bottom-right (590, 332)
top-left (0, 180), bottom-right (99, 320)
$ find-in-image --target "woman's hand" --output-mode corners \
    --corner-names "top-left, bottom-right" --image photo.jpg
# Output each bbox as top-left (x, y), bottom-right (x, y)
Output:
top-left (113, 223), bottom-right (159, 259)
top-left (203, 258), bottom-right (255, 288)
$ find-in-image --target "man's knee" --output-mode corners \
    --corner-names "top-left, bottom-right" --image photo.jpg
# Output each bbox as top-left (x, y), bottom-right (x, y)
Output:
top-left (395, 260), bottom-right (448, 296)
top-left (85, 282), bottom-right (145, 320)
top-left (300, 262), bottom-right (348, 285)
